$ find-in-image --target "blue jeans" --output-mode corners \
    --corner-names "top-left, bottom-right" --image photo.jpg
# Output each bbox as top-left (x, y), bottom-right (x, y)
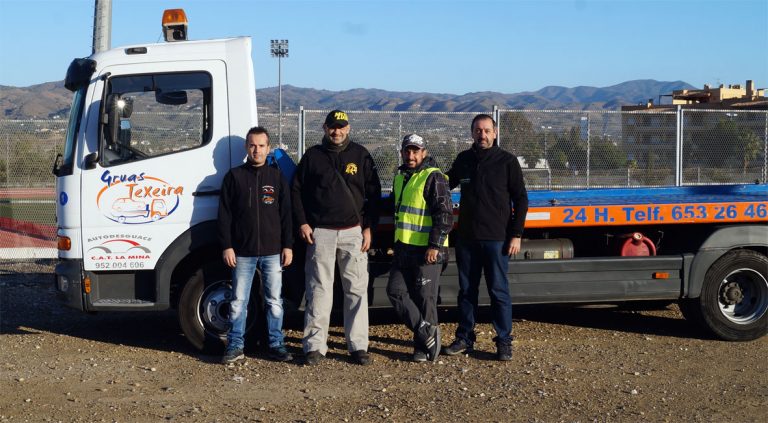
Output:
top-left (227, 254), bottom-right (284, 350)
top-left (454, 240), bottom-right (512, 345)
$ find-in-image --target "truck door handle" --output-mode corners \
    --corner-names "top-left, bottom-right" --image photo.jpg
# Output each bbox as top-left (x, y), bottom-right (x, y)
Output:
top-left (192, 190), bottom-right (220, 197)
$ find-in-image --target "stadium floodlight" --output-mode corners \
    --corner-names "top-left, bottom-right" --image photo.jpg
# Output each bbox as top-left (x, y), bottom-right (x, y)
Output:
top-left (270, 40), bottom-right (289, 145)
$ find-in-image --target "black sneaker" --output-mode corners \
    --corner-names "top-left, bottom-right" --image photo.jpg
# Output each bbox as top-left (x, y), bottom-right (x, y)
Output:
top-left (221, 347), bottom-right (245, 364)
top-left (304, 350), bottom-right (323, 366)
top-left (424, 325), bottom-right (441, 362)
top-left (442, 338), bottom-right (472, 356)
top-left (351, 350), bottom-right (372, 366)
top-left (412, 348), bottom-right (427, 363)
top-left (268, 346), bottom-right (293, 362)
top-left (496, 341), bottom-right (512, 361)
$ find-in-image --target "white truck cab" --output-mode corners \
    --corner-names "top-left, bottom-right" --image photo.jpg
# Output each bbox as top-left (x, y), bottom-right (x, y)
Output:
top-left (54, 10), bottom-right (259, 351)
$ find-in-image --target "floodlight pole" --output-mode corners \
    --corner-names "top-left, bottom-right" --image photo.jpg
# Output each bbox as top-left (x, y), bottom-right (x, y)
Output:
top-left (270, 39), bottom-right (289, 145)
top-left (92, 0), bottom-right (112, 54)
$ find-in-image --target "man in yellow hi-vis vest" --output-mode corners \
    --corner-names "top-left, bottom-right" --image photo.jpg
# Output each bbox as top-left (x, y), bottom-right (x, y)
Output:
top-left (387, 134), bottom-right (453, 362)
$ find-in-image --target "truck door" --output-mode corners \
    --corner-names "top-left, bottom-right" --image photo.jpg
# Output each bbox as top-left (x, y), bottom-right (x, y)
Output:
top-left (80, 62), bottom-right (229, 273)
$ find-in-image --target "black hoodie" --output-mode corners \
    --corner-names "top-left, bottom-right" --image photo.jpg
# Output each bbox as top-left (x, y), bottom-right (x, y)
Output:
top-left (292, 139), bottom-right (381, 230)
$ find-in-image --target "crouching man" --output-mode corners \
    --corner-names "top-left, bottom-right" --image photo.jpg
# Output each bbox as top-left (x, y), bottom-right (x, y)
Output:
top-left (387, 134), bottom-right (452, 362)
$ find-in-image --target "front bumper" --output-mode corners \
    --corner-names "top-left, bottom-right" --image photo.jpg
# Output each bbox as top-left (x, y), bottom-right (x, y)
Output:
top-left (54, 259), bottom-right (85, 311)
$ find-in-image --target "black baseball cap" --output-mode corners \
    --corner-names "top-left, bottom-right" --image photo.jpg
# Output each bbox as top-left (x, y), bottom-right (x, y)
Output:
top-left (401, 134), bottom-right (425, 149)
top-left (325, 110), bottom-right (349, 128)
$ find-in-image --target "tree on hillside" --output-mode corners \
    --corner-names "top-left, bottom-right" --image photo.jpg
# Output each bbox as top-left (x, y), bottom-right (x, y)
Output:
top-left (551, 127), bottom-right (587, 171)
top-left (738, 129), bottom-right (762, 177)
top-left (499, 112), bottom-right (541, 167)
top-left (590, 135), bottom-right (626, 169)
top-left (371, 146), bottom-right (399, 189)
top-left (709, 119), bottom-right (741, 167)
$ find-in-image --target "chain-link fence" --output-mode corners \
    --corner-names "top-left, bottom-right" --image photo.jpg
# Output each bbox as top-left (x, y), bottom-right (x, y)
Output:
top-left (300, 110), bottom-right (477, 191)
top-left (498, 110), bottom-right (682, 189)
top-left (681, 110), bottom-right (768, 185)
top-left (497, 110), bottom-right (767, 189)
top-left (2, 109), bottom-right (767, 266)
top-left (0, 119), bottom-right (65, 269)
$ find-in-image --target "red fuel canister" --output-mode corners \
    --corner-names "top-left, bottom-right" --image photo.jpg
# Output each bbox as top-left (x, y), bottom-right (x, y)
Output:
top-left (620, 232), bottom-right (656, 256)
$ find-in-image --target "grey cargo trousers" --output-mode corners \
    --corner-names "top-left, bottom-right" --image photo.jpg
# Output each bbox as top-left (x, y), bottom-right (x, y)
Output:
top-left (302, 226), bottom-right (369, 355)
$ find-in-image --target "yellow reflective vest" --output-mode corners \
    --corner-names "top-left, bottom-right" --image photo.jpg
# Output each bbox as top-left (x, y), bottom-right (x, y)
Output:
top-left (393, 167), bottom-right (449, 247)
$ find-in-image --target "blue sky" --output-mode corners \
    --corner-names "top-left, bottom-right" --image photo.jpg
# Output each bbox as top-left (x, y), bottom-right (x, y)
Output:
top-left (0, 0), bottom-right (766, 94)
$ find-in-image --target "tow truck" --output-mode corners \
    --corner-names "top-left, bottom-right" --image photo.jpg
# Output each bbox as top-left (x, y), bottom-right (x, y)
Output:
top-left (52, 9), bottom-right (768, 352)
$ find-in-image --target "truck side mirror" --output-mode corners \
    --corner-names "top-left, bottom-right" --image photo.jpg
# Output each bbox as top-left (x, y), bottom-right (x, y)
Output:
top-left (105, 95), bottom-right (133, 147)
top-left (118, 119), bottom-right (132, 145)
top-left (84, 152), bottom-right (99, 169)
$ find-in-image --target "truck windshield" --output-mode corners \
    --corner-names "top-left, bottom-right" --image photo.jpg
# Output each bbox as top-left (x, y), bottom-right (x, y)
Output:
top-left (55, 87), bottom-right (87, 176)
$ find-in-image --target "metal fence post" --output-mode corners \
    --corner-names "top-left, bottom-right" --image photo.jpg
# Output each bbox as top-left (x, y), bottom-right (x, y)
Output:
top-left (586, 113), bottom-right (591, 188)
top-left (298, 106), bottom-right (305, 160)
top-left (396, 112), bottom-right (402, 168)
top-left (493, 105), bottom-right (500, 147)
top-left (676, 106), bottom-right (683, 186)
top-left (764, 111), bottom-right (767, 183)
top-left (4, 134), bottom-right (9, 188)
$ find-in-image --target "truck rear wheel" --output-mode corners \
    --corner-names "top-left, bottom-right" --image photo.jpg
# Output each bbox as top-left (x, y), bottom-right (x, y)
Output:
top-left (695, 250), bottom-right (768, 341)
top-left (178, 263), bottom-right (262, 354)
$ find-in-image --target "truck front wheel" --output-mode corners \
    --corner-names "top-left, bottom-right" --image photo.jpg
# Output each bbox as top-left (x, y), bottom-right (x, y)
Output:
top-left (178, 263), bottom-right (262, 354)
top-left (695, 250), bottom-right (768, 341)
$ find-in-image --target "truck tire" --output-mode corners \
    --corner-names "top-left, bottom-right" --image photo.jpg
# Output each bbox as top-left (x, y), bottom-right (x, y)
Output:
top-left (696, 250), bottom-right (768, 341)
top-left (178, 263), bottom-right (262, 354)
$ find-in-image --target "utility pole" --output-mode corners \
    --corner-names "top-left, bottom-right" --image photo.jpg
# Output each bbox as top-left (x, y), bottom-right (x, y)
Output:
top-left (92, 0), bottom-right (112, 54)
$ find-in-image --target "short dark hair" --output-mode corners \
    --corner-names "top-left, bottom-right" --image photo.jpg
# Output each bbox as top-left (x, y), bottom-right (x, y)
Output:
top-left (246, 126), bottom-right (270, 144)
top-left (471, 114), bottom-right (496, 132)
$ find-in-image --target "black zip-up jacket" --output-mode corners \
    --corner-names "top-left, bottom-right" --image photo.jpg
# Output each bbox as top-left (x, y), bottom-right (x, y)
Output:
top-left (218, 162), bottom-right (293, 256)
top-left (446, 145), bottom-right (528, 241)
top-left (292, 140), bottom-right (381, 229)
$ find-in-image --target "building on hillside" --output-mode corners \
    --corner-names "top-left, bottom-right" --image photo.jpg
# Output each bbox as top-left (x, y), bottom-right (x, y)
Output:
top-left (620, 80), bottom-right (767, 185)
top-left (623, 79), bottom-right (767, 112)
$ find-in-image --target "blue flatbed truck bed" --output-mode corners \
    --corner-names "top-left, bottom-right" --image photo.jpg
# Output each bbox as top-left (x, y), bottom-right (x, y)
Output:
top-left (520, 184), bottom-right (768, 228)
top-left (254, 151), bottom-right (768, 343)
top-left (365, 183), bottom-right (768, 342)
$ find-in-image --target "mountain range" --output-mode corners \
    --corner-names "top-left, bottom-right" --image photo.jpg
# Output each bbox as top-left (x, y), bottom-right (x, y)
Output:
top-left (0, 79), bottom-right (696, 120)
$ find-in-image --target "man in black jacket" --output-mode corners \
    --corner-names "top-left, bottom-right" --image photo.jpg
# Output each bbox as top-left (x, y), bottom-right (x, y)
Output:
top-left (292, 110), bottom-right (382, 366)
top-left (218, 126), bottom-right (294, 364)
top-left (442, 114), bottom-right (528, 361)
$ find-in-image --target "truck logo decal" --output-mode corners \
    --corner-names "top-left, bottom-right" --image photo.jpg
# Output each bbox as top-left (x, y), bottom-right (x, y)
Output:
top-left (88, 238), bottom-right (151, 256)
top-left (87, 237), bottom-right (152, 269)
top-left (96, 170), bottom-right (183, 224)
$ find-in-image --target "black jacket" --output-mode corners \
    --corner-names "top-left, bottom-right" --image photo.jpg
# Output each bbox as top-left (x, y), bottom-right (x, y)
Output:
top-left (446, 145), bottom-right (528, 241)
top-left (217, 163), bottom-right (293, 256)
top-left (292, 140), bottom-right (381, 229)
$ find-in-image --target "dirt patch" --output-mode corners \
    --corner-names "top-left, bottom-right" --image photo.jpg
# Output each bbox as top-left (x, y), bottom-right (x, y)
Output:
top-left (1, 264), bottom-right (766, 422)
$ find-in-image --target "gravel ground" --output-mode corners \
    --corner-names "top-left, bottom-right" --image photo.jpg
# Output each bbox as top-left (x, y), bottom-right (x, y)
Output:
top-left (1, 262), bottom-right (767, 422)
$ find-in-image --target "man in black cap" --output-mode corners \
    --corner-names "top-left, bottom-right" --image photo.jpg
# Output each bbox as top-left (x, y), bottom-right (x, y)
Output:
top-left (386, 134), bottom-right (452, 362)
top-left (292, 109), bottom-right (382, 366)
